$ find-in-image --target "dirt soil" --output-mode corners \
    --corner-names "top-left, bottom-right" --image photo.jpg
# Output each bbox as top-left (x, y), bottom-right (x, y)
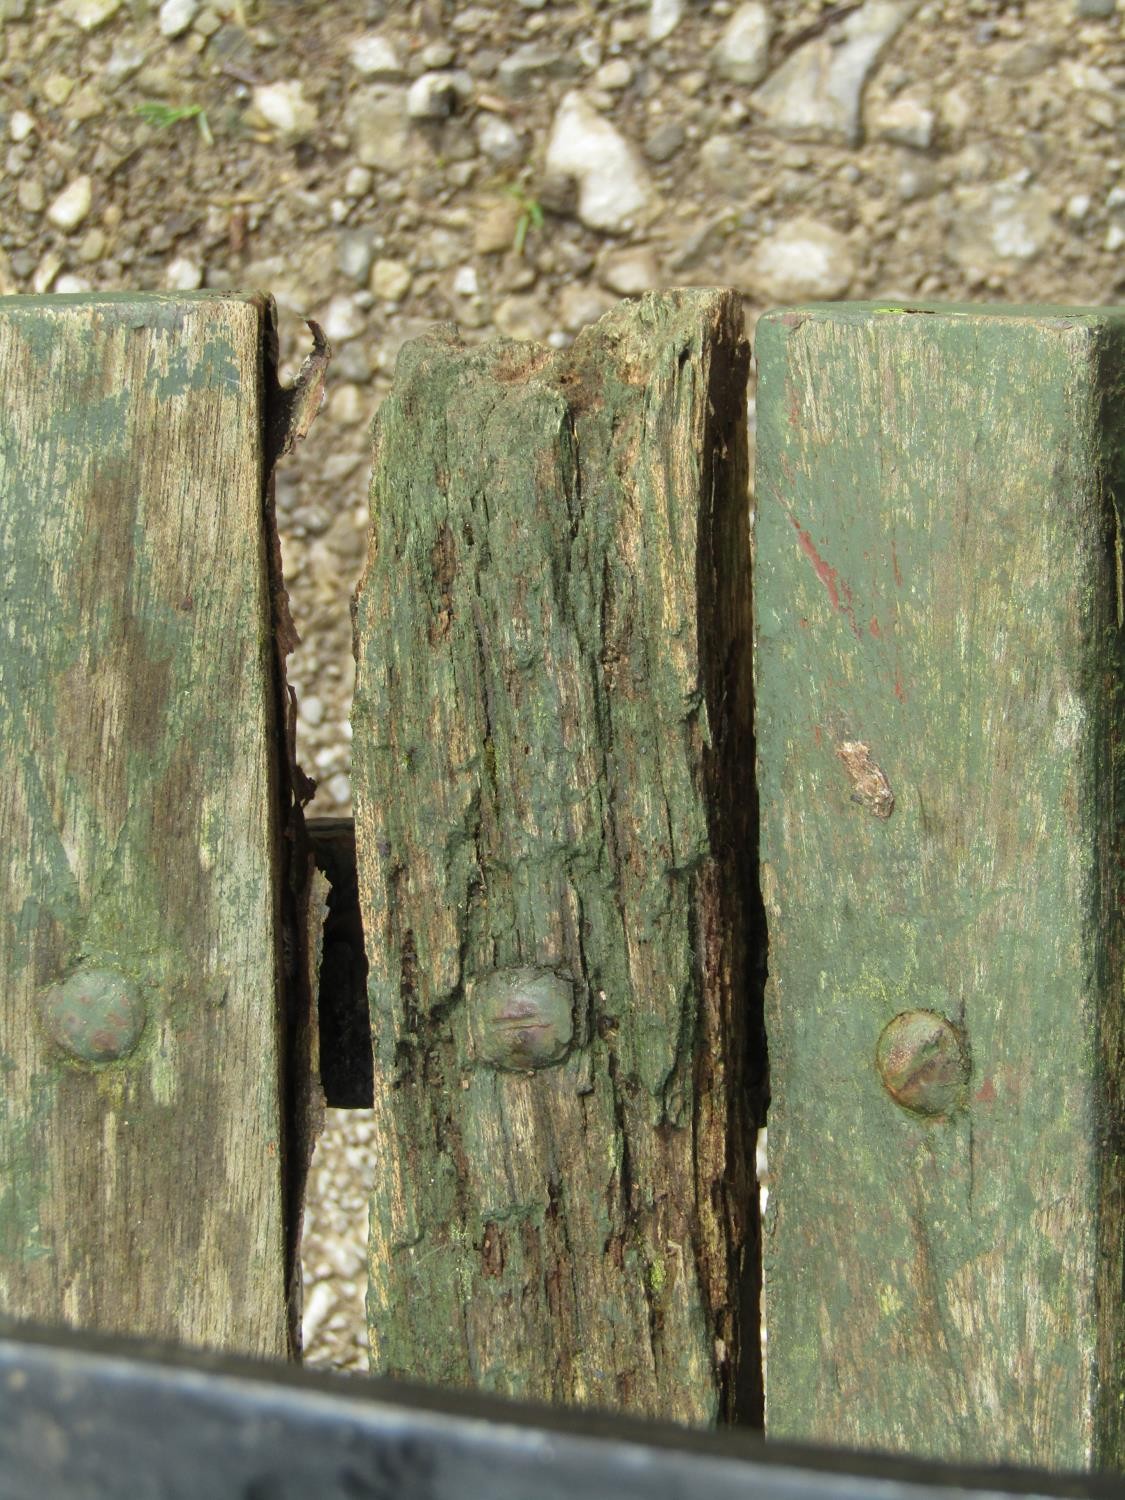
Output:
top-left (2, 0), bottom-right (1121, 1372)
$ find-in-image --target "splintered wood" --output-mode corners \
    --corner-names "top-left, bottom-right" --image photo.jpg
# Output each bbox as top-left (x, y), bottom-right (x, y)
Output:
top-left (352, 291), bottom-right (764, 1424)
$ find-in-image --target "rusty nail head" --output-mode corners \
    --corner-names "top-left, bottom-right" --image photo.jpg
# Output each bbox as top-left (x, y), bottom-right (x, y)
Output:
top-left (876, 1009), bottom-right (968, 1119)
top-left (468, 966), bottom-right (574, 1072)
top-left (38, 967), bottom-right (147, 1064)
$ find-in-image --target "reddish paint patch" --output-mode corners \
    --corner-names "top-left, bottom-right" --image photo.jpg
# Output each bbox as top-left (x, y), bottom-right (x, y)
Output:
top-left (790, 515), bottom-right (841, 609)
top-left (788, 513), bottom-right (862, 638)
top-left (813, 724), bottom-right (822, 746)
top-left (891, 539), bottom-right (904, 589)
top-left (975, 1076), bottom-right (997, 1105)
top-left (893, 668), bottom-right (907, 703)
top-left (869, 616), bottom-right (882, 638)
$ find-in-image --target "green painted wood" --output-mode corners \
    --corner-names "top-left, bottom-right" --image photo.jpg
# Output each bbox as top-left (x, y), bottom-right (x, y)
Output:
top-left (352, 291), bottom-right (764, 1424)
top-left (0, 293), bottom-right (290, 1355)
top-left (753, 303), bottom-right (1124, 1469)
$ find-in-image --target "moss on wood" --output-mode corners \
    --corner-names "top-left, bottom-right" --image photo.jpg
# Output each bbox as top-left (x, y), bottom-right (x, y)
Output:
top-left (353, 291), bottom-right (763, 1424)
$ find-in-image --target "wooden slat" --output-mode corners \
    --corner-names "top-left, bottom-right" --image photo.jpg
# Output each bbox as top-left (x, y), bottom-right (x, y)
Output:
top-left (753, 303), bottom-right (1124, 1469)
top-left (0, 293), bottom-right (289, 1354)
top-left (352, 291), bottom-right (764, 1423)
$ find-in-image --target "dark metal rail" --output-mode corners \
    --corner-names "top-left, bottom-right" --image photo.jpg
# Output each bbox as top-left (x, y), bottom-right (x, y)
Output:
top-left (0, 1321), bottom-right (1118, 1500)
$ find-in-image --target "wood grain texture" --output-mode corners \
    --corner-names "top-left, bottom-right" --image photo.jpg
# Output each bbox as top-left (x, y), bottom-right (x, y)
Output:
top-left (753, 304), bottom-right (1124, 1469)
top-left (0, 293), bottom-right (289, 1355)
top-left (353, 291), bottom-right (764, 1424)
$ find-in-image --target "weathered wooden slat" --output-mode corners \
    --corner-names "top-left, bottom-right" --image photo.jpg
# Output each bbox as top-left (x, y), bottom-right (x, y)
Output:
top-left (352, 291), bottom-right (764, 1423)
top-left (753, 304), bottom-right (1124, 1469)
top-left (0, 293), bottom-right (290, 1354)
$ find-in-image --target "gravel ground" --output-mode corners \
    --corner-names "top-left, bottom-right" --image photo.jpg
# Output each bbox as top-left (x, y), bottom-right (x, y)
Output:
top-left (2, 0), bottom-right (1121, 1374)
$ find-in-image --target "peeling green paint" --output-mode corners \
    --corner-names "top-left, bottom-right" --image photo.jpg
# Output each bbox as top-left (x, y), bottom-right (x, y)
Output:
top-left (754, 302), bottom-right (1125, 1469)
top-left (0, 293), bottom-right (288, 1354)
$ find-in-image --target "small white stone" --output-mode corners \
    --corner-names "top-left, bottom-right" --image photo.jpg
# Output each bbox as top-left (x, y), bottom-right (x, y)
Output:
top-left (46, 174), bottom-right (93, 231)
top-left (648, 0), bottom-right (683, 43)
top-left (9, 111), bottom-right (35, 144)
top-left (158, 0), bottom-right (198, 38)
top-left (545, 91), bottom-right (651, 233)
top-left (326, 1240), bottom-right (364, 1278)
top-left (325, 773), bottom-right (352, 807)
top-left (948, 180), bottom-right (1055, 271)
top-left (751, 1), bottom-right (914, 147)
top-left (939, 87), bottom-right (973, 140)
top-left (420, 40), bottom-right (456, 68)
top-left (576, 36), bottom-right (602, 69)
top-left (54, 273), bottom-right (92, 294)
top-left (105, 41), bottom-right (147, 85)
top-left (164, 255), bottom-right (203, 290)
top-left (370, 259), bottom-right (412, 301)
top-left (253, 80), bottom-right (318, 139)
top-left (344, 166), bottom-right (373, 198)
top-left (743, 218), bottom-right (856, 302)
top-left (299, 694), bottom-right (325, 728)
top-left (345, 86), bottom-right (412, 171)
top-left (594, 58), bottom-right (633, 91)
top-left (452, 264), bottom-right (479, 297)
top-left (302, 1281), bottom-right (336, 1345)
top-left (32, 251), bottom-right (63, 294)
top-left (321, 294), bottom-right (365, 342)
top-left (873, 96), bottom-right (935, 151)
top-left (17, 179), bottom-right (44, 215)
top-left (329, 384), bottom-right (366, 425)
top-left (712, 3), bottom-right (772, 87)
top-left (348, 33), bottom-right (403, 78)
top-left (599, 246), bottom-right (660, 296)
top-left (476, 114), bottom-right (522, 165)
top-left (558, 282), bottom-right (616, 332)
top-left (43, 71), bottom-right (74, 106)
top-left (1106, 222), bottom-right (1125, 252)
top-left (407, 72), bottom-right (456, 120)
top-left (1065, 193), bottom-right (1092, 222)
top-left (61, 0), bottom-right (121, 29)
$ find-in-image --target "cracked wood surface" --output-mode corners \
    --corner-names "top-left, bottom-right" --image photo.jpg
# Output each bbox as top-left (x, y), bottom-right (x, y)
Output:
top-left (0, 294), bottom-right (289, 1355)
top-left (353, 290), bottom-right (764, 1424)
top-left (754, 304), bottom-right (1124, 1470)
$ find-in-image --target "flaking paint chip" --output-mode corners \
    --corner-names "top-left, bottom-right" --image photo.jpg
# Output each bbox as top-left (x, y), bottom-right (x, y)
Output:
top-left (835, 739), bottom-right (895, 819)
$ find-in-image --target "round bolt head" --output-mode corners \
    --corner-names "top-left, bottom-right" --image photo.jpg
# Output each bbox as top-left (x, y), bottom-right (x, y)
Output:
top-left (876, 1009), bottom-right (968, 1119)
top-left (467, 966), bottom-right (574, 1072)
top-left (38, 967), bottom-right (146, 1064)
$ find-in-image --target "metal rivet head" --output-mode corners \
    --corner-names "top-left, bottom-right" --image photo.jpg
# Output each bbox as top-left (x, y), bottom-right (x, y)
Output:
top-left (467, 967), bottom-right (574, 1072)
top-left (876, 1010), bottom-right (968, 1119)
top-left (38, 967), bottom-right (146, 1064)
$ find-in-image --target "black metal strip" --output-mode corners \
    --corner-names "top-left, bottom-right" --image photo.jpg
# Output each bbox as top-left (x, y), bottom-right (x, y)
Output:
top-left (307, 816), bottom-right (372, 1107)
top-left (0, 1321), bottom-right (1118, 1500)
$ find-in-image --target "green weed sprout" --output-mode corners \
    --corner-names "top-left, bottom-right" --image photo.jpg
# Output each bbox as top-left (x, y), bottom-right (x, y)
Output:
top-left (134, 101), bottom-right (214, 147)
top-left (504, 184), bottom-right (545, 258)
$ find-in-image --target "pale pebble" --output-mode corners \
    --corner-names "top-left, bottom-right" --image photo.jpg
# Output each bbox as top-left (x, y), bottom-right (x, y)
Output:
top-left (47, 175), bottom-right (93, 231)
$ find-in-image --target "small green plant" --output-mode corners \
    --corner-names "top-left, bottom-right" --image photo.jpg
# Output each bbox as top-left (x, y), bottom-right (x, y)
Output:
top-left (134, 101), bottom-right (214, 147)
top-left (504, 184), bottom-right (544, 258)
